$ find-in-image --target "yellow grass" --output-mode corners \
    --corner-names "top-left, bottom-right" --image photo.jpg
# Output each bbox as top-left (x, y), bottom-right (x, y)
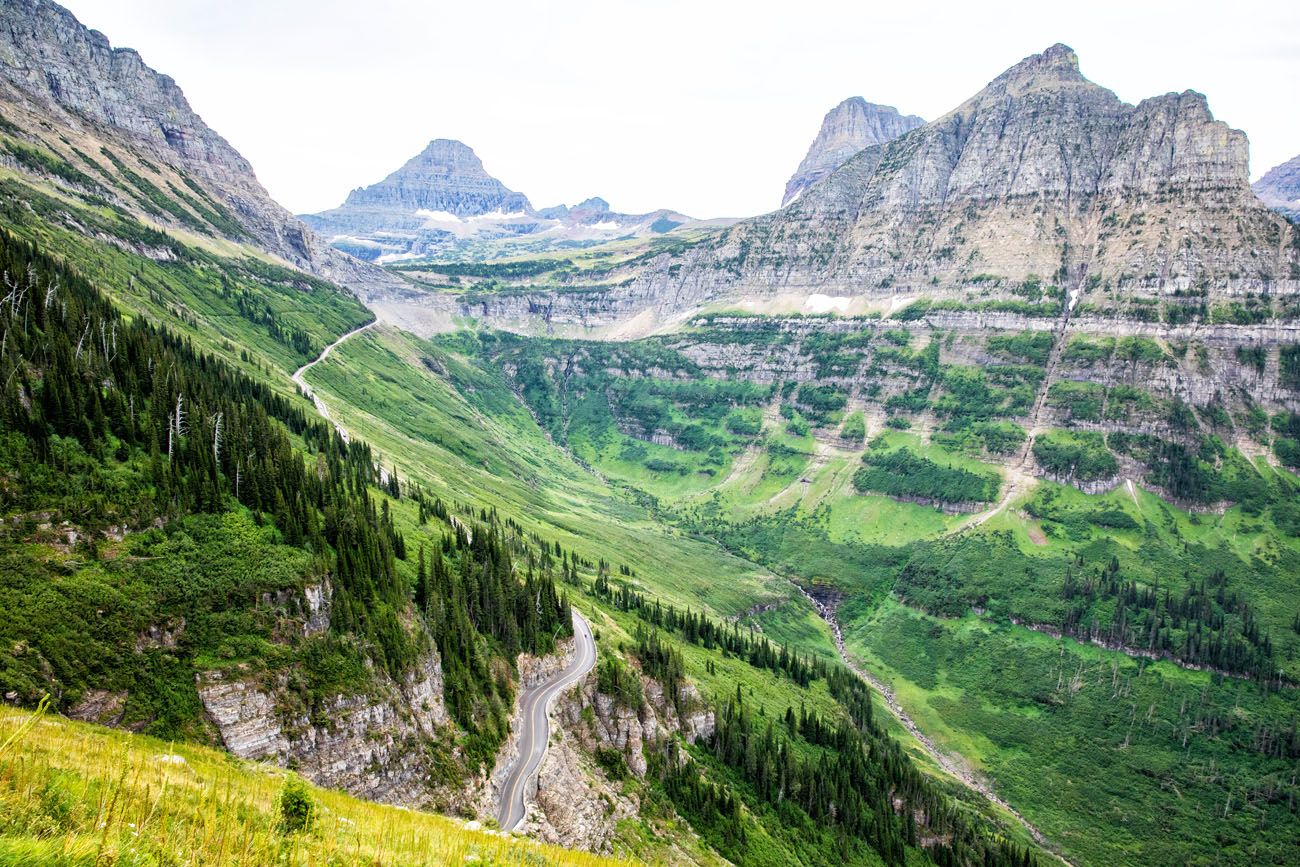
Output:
top-left (0, 704), bottom-right (627, 866)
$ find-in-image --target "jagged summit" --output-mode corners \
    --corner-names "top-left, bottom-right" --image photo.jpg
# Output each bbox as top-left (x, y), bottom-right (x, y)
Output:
top-left (341, 138), bottom-right (532, 216)
top-left (782, 96), bottom-right (923, 206)
top-left (1254, 153), bottom-right (1300, 219)
top-left (598, 43), bottom-right (1295, 323)
top-left (992, 42), bottom-right (1084, 89)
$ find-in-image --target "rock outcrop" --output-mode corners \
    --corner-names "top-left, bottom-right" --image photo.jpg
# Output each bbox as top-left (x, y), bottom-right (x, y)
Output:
top-left (1255, 153), bottom-right (1300, 220)
top-left (782, 96), bottom-right (923, 206)
top-left (520, 668), bottom-right (714, 851)
top-left (0, 0), bottom-right (406, 300)
top-left (412, 44), bottom-right (1296, 337)
top-left (195, 578), bottom-right (451, 807)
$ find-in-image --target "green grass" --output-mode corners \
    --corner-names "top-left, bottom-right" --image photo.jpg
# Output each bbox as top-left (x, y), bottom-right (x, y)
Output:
top-left (303, 326), bottom-right (815, 633)
top-left (839, 599), bottom-right (1300, 867)
top-left (0, 704), bottom-right (625, 867)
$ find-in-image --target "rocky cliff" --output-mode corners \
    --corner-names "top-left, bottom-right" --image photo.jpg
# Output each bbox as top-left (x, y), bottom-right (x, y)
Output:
top-left (1255, 153), bottom-right (1300, 220)
top-left (420, 44), bottom-right (1296, 336)
top-left (782, 96), bottom-right (923, 206)
top-left (0, 0), bottom-right (405, 300)
top-left (194, 578), bottom-right (455, 808)
top-left (523, 667), bottom-right (714, 854)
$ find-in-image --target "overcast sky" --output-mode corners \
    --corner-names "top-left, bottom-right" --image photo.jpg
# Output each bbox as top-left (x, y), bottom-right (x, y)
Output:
top-left (64, 0), bottom-right (1299, 219)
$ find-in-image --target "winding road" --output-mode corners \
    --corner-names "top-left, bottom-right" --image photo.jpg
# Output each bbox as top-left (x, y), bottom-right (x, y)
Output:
top-left (291, 320), bottom-right (376, 442)
top-left (497, 610), bottom-right (596, 832)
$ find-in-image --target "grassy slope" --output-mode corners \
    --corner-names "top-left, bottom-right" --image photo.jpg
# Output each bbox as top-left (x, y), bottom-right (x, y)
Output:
top-left (0, 705), bottom-right (623, 867)
top-left (452, 326), bottom-right (1300, 865)
top-left (301, 326), bottom-right (1059, 862)
top-left (304, 325), bottom-right (828, 641)
top-left (0, 171), bottom-right (373, 388)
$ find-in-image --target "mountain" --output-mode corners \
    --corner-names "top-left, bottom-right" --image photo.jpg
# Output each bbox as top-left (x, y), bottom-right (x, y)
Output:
top-left (782, 97), bottom-right (923, 206)
top-left (464, 43), bottom-right (1292, 331)
top-left (301, 138), bottom-right (534, 253)
top-left (1255, 152), bottom-right (1300, 219)
top-left (301, 141), bottom-right (702, 262)
top-left (0, 0), bottom-right (403, 300)
top-left (4, 8), bottom-right (1300, 866)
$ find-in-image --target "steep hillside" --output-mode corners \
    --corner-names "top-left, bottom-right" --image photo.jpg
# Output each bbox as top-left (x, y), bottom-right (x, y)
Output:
top-left (0, 0), bottom-right (405, 300)
top-left (782, 97), bottom-right (924, 206)
top-left (0, 703), bottom-right (622, 867)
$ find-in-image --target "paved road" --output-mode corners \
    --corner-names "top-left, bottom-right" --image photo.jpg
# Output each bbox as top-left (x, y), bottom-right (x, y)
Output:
top-left (497, 611), bottom-right (596, 832)
top-left (291, 320), bottom-right (375, 443)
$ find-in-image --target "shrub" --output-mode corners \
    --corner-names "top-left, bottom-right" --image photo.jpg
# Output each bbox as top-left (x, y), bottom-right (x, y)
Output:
top-left (1032, 431), bottom-right (1116, 481)
top-left (840, 412), bottom-right (866, 442)
top-left (277, 774), bottom-right (315, 833)
top-left (986, 331), bottom-right (1053, 364)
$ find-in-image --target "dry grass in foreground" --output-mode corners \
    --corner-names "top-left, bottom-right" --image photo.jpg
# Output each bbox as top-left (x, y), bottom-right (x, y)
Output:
top-left (0, 703), bottom-right (626, 866)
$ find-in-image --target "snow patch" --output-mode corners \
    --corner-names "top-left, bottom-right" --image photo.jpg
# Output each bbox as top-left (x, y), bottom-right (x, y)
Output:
top-left (804, 294), bottom-right (851, 314)
top-left (414, 209), bottom-right (462, 223)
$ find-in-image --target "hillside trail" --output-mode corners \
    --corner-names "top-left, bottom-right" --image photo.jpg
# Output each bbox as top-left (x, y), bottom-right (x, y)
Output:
top-left (797, 586), bottom-right (1075, 866)
top-left (954, 283), bottom-right (1081, 532)
top-left (291, 320), bottom-right (377, 443)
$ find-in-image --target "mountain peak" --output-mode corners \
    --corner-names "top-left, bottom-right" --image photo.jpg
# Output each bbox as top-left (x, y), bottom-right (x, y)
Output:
top-left (1254, 152), bottom-right (1300, 218)
top-left (998, 43), bottom-right (1080, 79)
top-left (339, 139), bottom-right (531, 215)
top-left (782, 97), bottom-right (924, 206)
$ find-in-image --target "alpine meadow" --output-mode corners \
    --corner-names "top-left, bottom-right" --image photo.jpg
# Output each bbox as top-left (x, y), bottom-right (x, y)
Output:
top-left (0, 1), bottom-right (1298, 865)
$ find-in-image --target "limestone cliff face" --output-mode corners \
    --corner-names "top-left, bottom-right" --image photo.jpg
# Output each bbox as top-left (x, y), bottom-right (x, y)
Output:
top-left (782, 97), bottom-right (924, 206)
top-left (195, 578), bottom-right (453, 807)
top-left (0, 0), bottom-right (405, 299)
top-left (687, 44), bottom-right (1293, 299)
top-left (1255, 153), bottom-right (1300, 220)
top-left (522, 669), bottom-right (715, 853)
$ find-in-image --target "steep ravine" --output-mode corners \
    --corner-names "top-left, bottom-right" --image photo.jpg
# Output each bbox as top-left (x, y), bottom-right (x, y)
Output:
top-left (796, 587), bottom-right (1075, 866)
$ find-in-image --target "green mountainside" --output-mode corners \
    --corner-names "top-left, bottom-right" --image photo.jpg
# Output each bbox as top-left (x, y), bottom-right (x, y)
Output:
top-left (0, 2), bottom-right (1297, 866)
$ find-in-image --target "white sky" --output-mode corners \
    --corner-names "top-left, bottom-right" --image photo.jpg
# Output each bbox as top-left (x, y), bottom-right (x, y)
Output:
top-left (64, 0), bottom-right (1299, 219)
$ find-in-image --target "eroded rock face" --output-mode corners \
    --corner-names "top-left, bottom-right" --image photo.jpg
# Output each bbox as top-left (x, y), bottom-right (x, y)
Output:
top-left (521, 669), bottom-right (714, 851)
top-left (193, 578), bottom-right (450, 807)
top-left (782, 97), bottom-right (924, 206)
top-left (0, 0), bottom-right (406, 300)
top-left (197, 644), bottom-right (449, 805)
top-left (417, 44), bottom-right (1296, 337)
top-left (1255, 153), bottom-right (1300, 220)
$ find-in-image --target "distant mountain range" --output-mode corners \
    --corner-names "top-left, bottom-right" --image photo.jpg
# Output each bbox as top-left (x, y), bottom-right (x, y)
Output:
top-left (300, 139), bottom-right (703, 262)
top-left (1255, 152), bottom-right (1300, 220)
